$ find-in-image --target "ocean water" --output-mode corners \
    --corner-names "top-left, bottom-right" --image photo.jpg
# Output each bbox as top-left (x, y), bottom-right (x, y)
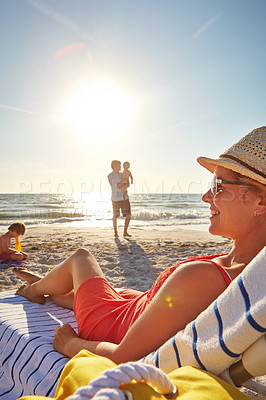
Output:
top-left (0, 193), bottom-right (210, 231)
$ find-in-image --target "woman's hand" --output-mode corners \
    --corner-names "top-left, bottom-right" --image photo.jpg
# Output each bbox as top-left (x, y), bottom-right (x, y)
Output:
top-left (53, 323), bottom-right (79, 357)
top-left (53, 323), bottom-right (119, 361)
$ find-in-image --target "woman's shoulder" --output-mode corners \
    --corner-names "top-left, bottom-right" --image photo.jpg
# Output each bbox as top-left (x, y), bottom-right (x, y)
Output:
top-left (161, 253), bottom-right (228, 280)
top-left (175, 257), bottom-right (232, 285)
top-left (183, 253), bottom-right (228, 263)
top-left (178, 254), bottom-right (232, 285)
top-left (147, 253), bottom-right (228, 301)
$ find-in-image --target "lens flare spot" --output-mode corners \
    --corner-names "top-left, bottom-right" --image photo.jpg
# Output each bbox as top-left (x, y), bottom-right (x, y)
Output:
top-left (166, 296), bottom-right (173, 308)
top-left (55, 43), bottom-right (85, 59)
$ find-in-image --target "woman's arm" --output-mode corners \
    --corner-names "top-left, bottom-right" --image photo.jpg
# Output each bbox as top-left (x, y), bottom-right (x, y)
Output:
top-left (53, 261), bottom-right (229, 363)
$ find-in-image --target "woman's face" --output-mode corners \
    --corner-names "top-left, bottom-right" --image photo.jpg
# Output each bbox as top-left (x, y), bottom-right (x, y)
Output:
top-left (202, 166), bottom-right (260, 239)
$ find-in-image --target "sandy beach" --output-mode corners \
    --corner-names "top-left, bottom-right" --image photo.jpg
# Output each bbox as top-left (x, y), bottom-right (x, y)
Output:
top-left (0, 226), bottom-right (232, 292)
top-left (0, 226), bottom-right (264, 399)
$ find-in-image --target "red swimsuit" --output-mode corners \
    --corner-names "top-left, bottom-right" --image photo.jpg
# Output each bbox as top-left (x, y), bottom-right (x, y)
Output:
top-left (74, 254), bottom-right (231, 344)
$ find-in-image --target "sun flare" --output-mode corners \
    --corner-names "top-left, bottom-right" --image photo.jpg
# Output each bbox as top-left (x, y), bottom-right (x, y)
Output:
top-left (60, 82), bottom-right (135, 141)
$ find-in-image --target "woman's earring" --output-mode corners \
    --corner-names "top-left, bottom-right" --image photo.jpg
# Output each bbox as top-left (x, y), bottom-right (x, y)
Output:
top-left (254, 210), bottom-right (258, 217)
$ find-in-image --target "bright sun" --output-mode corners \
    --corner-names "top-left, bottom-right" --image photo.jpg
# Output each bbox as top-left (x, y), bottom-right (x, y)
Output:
top-left (60, 82), bottom-right (135, 141)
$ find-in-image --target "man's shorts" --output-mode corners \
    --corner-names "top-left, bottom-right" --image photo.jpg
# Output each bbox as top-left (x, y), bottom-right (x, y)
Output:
top-left (112, 199), bottom-right (131, 218)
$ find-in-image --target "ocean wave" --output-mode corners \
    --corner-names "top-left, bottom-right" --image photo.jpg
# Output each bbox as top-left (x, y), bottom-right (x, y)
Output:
top-left (50, 217), bottom-right (87, 224)
top-left (0, 193), bottom-right (209, 230)
top-left (132, 209), bottom-right (206, 221)
top-left (0, 210), bottom-right (86, 219)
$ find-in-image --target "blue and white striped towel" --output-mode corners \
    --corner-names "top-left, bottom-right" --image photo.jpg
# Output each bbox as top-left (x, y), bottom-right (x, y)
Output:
top-left (0, 292), bottom-right (77, 399)
top-left (142, 247), bottom-right (266, 376)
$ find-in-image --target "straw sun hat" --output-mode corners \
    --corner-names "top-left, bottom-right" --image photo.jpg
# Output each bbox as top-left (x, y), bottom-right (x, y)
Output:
top-left (197, 126), bottom-right (266, 186)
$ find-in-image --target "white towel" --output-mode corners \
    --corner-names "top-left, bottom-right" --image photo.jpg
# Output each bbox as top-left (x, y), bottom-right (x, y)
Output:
top-left (0, 292), bottom-right (77, 399)
top-left (142, 247), bottom-right (266, 376)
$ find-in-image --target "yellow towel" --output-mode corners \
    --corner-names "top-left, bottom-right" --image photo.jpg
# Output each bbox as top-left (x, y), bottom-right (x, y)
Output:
top-left (17, 350), bottom-right (251, 400)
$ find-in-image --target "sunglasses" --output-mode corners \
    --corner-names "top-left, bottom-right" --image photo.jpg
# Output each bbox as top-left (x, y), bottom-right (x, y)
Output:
top-left (211, 174), bottom-right (252, 196)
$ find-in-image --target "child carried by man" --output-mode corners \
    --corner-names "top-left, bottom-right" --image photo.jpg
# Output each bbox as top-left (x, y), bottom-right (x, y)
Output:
top-left (120, 161), bottom-right (133, 196)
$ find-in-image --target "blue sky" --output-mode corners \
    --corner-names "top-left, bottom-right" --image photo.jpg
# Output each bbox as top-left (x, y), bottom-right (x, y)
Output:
top-left (1, 0), bottom-right (265, 195)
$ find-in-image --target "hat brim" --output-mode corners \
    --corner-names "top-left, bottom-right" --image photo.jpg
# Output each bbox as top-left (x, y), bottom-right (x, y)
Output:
top-left (197, 156), bottom-right (266, 186)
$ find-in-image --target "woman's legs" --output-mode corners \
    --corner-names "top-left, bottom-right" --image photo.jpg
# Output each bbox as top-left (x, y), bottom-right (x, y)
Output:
top-left (15, 248), bottom-right (105, 304)
top-left (12, 267), bottom-right (75, 309)
top-left (12, 267), bottom-right (43, 283)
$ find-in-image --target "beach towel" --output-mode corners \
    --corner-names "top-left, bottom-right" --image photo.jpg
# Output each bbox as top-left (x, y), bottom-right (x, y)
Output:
top-left (142, 247), bottom-right (266, 376)
top-left (19, 350), bottom-right (250, 400)
top-left (0, 292), bottom-right (77, 399)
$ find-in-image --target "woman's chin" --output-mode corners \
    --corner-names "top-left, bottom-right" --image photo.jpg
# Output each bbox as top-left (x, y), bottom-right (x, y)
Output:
top-left (208, 223), bottom-right (221, 236)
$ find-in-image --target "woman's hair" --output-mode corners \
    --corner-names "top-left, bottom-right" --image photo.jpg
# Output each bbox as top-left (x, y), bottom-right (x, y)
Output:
top-left (8, 222), bottom-right (26, 235)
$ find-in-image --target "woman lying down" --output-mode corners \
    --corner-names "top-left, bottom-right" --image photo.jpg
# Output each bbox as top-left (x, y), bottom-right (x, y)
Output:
top-left (14, 126), bottom-right (266, 368)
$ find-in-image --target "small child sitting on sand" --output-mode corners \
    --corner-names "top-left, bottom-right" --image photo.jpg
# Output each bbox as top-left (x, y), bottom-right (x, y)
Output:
top-left (120, 161), bottom-right (133, 196)
top-left (0, 222), bottom-right (28, 261)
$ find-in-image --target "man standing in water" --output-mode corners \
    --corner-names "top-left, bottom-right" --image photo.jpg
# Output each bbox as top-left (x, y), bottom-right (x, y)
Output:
top-left (108, 160), bottom-right (131, 237)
